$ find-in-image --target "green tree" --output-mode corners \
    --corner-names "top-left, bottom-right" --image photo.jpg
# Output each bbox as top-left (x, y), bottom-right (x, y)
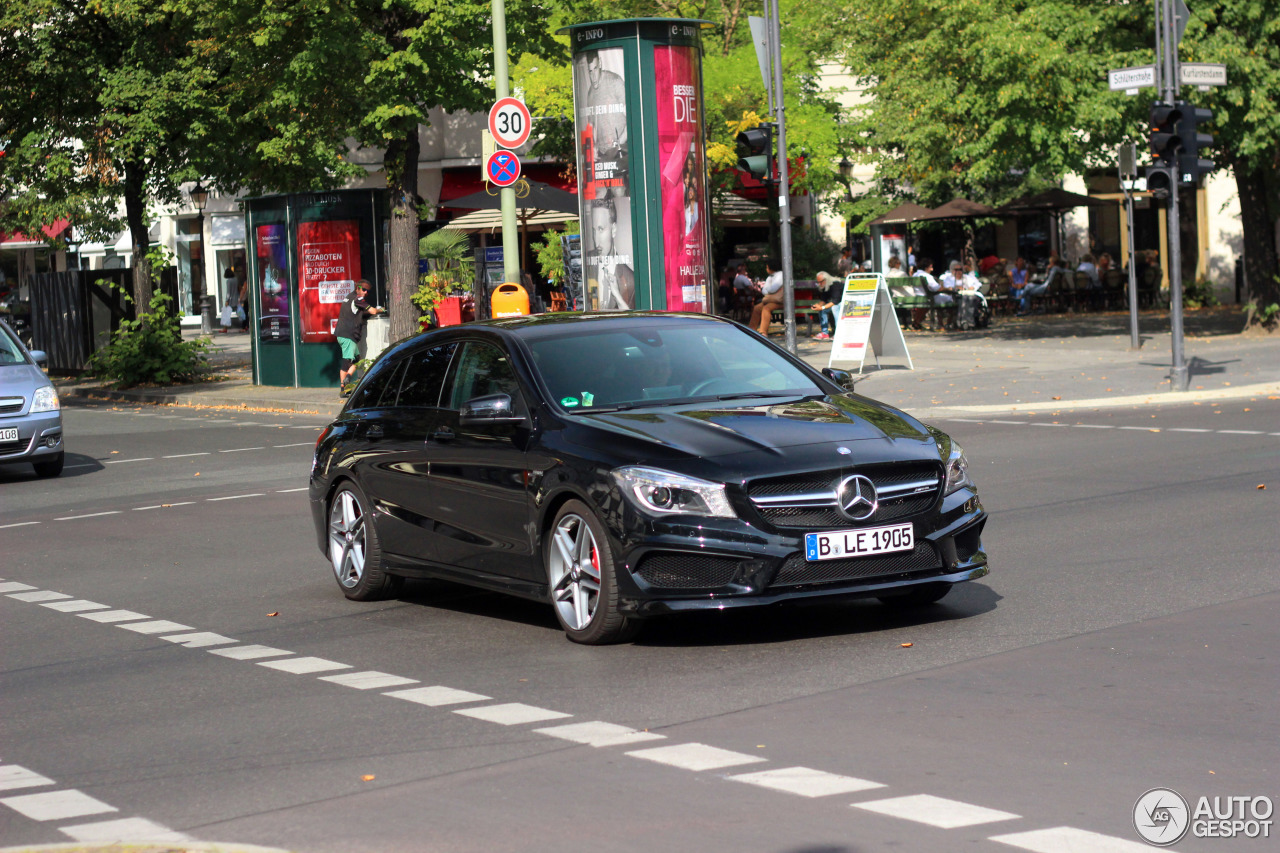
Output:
top-left (1, 0), bottom-right (216, 309)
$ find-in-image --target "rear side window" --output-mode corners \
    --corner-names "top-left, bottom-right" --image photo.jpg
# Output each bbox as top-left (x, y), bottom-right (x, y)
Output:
top-left (347, 358), bottom-right (403, 410)
top-left (397, 343), bottom-right (457, 408)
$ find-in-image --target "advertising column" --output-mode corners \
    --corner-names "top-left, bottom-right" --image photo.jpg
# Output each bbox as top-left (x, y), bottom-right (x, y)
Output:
top-left (563, 19), bottom-right (711, 312)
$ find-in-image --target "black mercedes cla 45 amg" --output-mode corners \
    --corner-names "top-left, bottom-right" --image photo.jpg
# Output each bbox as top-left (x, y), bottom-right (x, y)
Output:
top-left (310, 312), bottom-right (988, 644)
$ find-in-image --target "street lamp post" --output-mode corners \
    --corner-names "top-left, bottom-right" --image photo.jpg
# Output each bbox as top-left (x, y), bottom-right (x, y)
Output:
top-left (189, 181), bottom-right (211, 333)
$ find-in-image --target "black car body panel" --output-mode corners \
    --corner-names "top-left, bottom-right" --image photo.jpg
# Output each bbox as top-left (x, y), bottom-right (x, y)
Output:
top-left (310, 312), bottom-right (988, 622)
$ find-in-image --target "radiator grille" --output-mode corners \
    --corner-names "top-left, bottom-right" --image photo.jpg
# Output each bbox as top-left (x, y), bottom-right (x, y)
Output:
top-left (747, 462), bottom-right (941, 531)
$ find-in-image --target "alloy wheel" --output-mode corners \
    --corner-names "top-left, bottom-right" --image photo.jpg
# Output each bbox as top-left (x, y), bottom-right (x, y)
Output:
top-left (549, 513), bottom-right (602, 630)
top-left (328, 489), bottom-right (366, 589)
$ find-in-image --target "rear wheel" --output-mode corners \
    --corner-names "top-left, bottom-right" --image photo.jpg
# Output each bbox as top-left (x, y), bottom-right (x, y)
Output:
top-left (878, 583), bottom-right (951, 608)
top-left (546, 500), bottom-right (639, 644)
top-left (33, 452), bottom-right (64, 478)
top-left (327, 481), bottom-right (402, 601)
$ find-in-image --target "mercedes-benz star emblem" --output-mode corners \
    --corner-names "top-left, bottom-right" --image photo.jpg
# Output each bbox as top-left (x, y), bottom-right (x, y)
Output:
top-left (837, 474), bottom-right (878, 521)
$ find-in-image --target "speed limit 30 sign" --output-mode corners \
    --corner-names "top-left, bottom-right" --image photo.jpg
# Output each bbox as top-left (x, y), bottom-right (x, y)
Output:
top-left (489, 97), bottom-right (532, 150)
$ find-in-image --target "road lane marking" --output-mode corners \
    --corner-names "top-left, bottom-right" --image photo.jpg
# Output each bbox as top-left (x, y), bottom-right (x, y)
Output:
top-left (7, 590), bottom-right (71, 603)
top-left (534, 721), bottom-right (666, 748)
top-left (208, 644), bottom-right (293, 661)
top-left (258, 656), bottom-right (351, 675)
top-left (1168, 427), bottom-right (1211, 432)
top-left (991, 826), bottom-right (1150, 852)
top-left (41, 600), bottom-right (109, 613)
top-left (105, 458), bottom-right (154, 464)
top-left (1118, 426), bottom-right (1159, 431)
top-left (989, 420), bottom-right (1027, 425)
top-left (78, 609), bottom-right (150, 623)
top-left (319, 671), bottom-right (419, 690)
top-left (162, 452), bottom-right (210, 459)
top-left (853, 794), bottom-right (1019, 828)
top-left (0, 765), bottom-right (55, 792)
top-left (133, 502), bottom-right (197, 511)
top-left (727, 766), bottom-right (885, 798)
top-left (117, 620), bottom-right (193, 635)
top-left (161, 631), bottom-right (238, 648)
top-left (0, 521), bottom-right (42, 529)
top-left (0, 789), bottom-right (117, 821)
top-left (60, 817), bottom-right (191, 844)
top-left (1071, 424), bottom-right (1114, 429)
top-left (0, 582), bottom-right (37, 593)
top-left (273, 442), bottom-right (314, 448)
top-left (383, 686), bottom-right (491, 707)
top-left (54, 511), bottom-right (122, 521)
top-left (453, 703), bottom-right (571, 726)
top-left (206, 493), bottom-right (265, 501)
top-left (1218, 429), bottom-right (1264, 434)
top-left (217, 447), bottom-right (265, 453)
top-left (626, 743), bottom-right (767, 772)
top-left (276, 487), bottom-right (309, 493)
top-left (1030, 422), bottom-right (1069, 427)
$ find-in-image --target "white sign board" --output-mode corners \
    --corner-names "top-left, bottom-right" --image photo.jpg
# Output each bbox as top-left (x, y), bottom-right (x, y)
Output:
top-left (828, 274), bottom-right (913, 373)
top-left (1108, 65), bottom-right (1156, 91)
top-left (1180, 63), bottom-right (1227, 87)
top-left (488, 97), bottom-right (532, 150)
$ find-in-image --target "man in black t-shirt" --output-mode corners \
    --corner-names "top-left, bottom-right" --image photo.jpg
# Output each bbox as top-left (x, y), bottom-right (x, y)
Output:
top-left (335, 280), bottom-right (381, 395)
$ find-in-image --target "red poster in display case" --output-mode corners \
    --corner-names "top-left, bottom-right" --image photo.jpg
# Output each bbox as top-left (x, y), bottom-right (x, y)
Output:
top-left (297, 219), bottom-right (361, 343)
top-left (654, 45), bottom-right (709, 312)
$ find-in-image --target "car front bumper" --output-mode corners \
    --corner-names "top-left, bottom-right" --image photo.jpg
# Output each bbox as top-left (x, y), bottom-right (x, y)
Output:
top-left (0, 409), bottom-right (63, 465)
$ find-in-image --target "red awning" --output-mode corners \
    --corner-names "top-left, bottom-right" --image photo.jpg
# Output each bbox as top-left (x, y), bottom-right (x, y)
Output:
top-left (0, 218), bottom-right (71, 245)
top-left (437, 165), bottom-right (576, 206)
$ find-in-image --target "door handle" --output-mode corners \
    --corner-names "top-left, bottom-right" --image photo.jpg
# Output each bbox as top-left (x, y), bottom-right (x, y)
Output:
top-left (430, 427), bottom-right (454, 442)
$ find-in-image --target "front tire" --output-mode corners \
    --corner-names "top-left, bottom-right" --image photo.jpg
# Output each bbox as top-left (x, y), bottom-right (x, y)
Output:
top-left (33, 452), bottom-right (64, 478)
top-left (327, 481), bottom-right (402, 601)
top-left (546, 500), bottom-right (639, 645)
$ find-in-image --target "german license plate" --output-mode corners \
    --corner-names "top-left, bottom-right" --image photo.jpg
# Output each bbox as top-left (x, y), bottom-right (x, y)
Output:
top-left (0, 427), bottom-right (18, 444)
top-left (804, 523), bottom-right (914, 561)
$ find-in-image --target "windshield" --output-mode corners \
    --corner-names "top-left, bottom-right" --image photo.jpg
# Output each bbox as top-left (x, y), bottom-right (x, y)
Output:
top-left (0, 323), bottom-right (27, 365)
top-left (521, 319), bottom-right (823, 411)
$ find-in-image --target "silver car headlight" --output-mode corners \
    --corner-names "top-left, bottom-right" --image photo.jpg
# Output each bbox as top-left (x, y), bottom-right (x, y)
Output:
top-left (944, 442), bottom-right (975, 495)
top-left (612, 466), bottom-right (737, 519)
top-left (30, 385), bottom-right (60, 413)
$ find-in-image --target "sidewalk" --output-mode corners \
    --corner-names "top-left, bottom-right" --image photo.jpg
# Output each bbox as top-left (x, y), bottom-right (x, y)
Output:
top-left (60, 307), bottom-right (1280, 420)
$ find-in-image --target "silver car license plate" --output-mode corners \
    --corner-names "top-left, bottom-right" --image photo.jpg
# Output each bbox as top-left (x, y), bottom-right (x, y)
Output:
top-left (0, 427), bottom-right (19, 444)
top-left (804, 522), bottom-right (914, 561)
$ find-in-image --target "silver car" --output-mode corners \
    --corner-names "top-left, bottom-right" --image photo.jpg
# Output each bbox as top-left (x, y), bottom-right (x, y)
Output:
top-left (0, 317), bottom-right (64, 477)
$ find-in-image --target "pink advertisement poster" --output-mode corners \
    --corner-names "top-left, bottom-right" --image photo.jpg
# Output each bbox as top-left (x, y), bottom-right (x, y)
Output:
top-left (654, 45), bottom-right (709, 312)
top-left (256, 223), bottom-right (290, 342)
top-left (297, 219), bottom-right (361, 343)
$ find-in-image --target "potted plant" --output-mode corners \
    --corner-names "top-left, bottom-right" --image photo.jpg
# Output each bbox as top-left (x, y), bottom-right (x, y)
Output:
top-left (413, 229), bottom-right (472, 327)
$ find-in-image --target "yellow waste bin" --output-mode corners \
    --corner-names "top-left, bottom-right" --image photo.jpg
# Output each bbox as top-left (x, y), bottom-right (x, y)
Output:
top-left (491, 282), bottom-right (530, 318)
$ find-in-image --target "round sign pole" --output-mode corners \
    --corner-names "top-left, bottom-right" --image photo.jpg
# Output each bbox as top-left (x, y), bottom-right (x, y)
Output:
top-left (490, 0), bottom-right (520, 287)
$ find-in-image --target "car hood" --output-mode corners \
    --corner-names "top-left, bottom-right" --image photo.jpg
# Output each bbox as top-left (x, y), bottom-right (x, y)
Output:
top-left (0, 362), bottom-right (49, 397)
top-left (569, 395), bottom-right (935, 460)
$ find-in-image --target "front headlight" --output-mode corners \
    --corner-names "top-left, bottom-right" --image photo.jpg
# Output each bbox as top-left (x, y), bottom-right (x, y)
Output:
top-left (612, 466), bottom-right (737, 519)
top-left (30, 385), bottom-right (60, 413)
top-left (944, 442), bottom-right (975, 495)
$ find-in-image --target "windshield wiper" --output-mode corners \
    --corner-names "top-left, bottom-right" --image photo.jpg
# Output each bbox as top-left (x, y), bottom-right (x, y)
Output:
top-left (713, 392), bottom-right (800, 401)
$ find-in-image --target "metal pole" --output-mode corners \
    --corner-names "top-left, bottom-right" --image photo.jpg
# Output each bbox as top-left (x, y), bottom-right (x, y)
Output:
top-left (762, 1), bottom-right (774, 119)
top-left (492, 0), bottom-right (520, 286)
top-left (1120, 142), bottom-right (1141, 349)
top-left (769, 0), bottom-right (796, 354)
top-left (1160, 0), bottom-right (1188, 390)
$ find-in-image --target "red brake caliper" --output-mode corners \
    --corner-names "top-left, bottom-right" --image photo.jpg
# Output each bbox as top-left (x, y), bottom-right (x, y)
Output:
top-left (591, 546), bottom-right (599, 576)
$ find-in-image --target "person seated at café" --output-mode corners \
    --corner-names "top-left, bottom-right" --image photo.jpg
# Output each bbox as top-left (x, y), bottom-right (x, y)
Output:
top-left (1077, 253), bottom-right (1102, 308)
top-left (1018, 257), bottom-right (1067, 314)
top-left (909, 258), bottom-right (939, 328)
top-left (885, 256), bottom-right (908, 278)
top-left (940, 260), bottom-right (979, 294)
top-left (749, 259), bottom-right (785, 335)
top-left (813, 270), bottom-right (842, 340)
top-left (1009, 257), bottom-right (1030, 301)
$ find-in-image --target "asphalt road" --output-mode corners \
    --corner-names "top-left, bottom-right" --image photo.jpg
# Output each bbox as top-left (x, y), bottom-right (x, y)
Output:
top-left (2, 397), bottom-right (1277, 852)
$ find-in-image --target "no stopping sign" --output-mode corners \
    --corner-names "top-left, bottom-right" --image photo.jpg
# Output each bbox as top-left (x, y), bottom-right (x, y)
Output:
top-left (489, 97), bottom-right (532, 149)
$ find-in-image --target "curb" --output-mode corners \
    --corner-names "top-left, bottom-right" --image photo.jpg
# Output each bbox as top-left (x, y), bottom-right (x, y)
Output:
top-left (66, 387), bottom-right (341, 419)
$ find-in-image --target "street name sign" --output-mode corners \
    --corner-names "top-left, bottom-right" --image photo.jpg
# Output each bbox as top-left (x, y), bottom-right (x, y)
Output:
top-left (1109, 65), bottom-right (1156, 93)
top-left (485, 151), bottom-right (522, 188)
top-left (488, 97), bottom-right (532, 150)
top-left (1180, 63), bottom-right (1227, 87)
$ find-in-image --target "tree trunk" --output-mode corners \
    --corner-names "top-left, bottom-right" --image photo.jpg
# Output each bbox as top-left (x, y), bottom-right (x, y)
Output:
top-left (123, 162), bottom-right (153, 314)
top-left (1231, 152), bottom-right (1280, 327)
top-left (385, 129), bottom-right (421, 343)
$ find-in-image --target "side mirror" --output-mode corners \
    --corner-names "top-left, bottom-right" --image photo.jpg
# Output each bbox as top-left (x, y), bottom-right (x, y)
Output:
top-left (821, 367), bottom-right (856, 391)
top-left (29, 350), bottom-right (48, 368)
top-left (459, 393), bottom-right (526, 426)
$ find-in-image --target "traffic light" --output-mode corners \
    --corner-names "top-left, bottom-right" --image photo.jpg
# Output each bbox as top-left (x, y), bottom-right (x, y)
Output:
top-left (736, 123), bottom-right (775, 184)
top-left (1144, 164), bottom-right (1176, 201)
top-left (1148, 102), bottom-right (1182, 166)
top-left (1176, 102), bottom-right (1215, 184)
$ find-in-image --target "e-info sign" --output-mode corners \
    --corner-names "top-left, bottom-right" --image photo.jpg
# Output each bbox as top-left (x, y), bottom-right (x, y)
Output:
top-left (828, 274), bottom-right (913, 373)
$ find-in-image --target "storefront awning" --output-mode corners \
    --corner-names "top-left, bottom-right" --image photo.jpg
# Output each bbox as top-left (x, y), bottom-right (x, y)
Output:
top-left (0, 219), bottom-right (70, 248)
